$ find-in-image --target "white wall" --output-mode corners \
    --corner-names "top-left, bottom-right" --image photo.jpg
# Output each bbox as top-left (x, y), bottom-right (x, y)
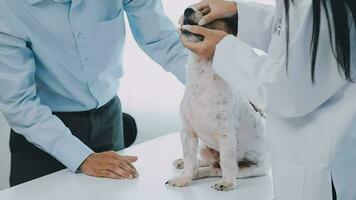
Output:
top-left (0, 0), bottom-right (274, 191)
top-left (118, 0), bottom-right (192, 143)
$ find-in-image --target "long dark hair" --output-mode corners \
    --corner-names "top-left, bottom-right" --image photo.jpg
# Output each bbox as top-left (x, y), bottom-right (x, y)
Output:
top-left (284, 0), bottom-right (356, 83)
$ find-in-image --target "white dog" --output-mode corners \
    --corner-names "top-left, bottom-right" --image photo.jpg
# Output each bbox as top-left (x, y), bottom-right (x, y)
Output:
top-left (166, 7), bottom-right (269, 191)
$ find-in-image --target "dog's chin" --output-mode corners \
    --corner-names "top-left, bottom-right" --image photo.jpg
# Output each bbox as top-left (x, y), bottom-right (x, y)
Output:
top-left (182, 30), bottom-right (204, 43)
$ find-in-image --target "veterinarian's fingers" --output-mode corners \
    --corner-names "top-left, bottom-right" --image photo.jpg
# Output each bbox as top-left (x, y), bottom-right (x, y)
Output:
top-left (179, 33), bottom-right (192, 48)
top-left (181, 25), bottom-right (210, 36)
top-left (199, 12), bottom-right (216, 25)
top-left (180, 35), bottom-right (203, 53)
top-left (201, 7), bottom-right (211, 15)
top-left (182, 38), bottom-right (202, 50)
top-left (192, 1), bottom-right (209, 11)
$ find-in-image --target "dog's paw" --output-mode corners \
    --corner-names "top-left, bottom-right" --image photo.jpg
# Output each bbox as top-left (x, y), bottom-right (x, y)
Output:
top-left (173, 159), bottom-right (184, 169)
top-left (212, 181), bottom-right (236, 191)
top-left (165, 176), bottom-right (192, 187)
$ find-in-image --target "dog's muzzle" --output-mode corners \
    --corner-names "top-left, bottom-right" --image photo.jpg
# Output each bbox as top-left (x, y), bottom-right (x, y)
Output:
top-left (183, 8), bottom-right (197, 25)
top-left (182, 8), bottom-right (204, 41)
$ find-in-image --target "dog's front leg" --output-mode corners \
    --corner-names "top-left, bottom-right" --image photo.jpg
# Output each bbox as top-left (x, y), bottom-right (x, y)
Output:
top-left (167, 128), bottom-right (198, 187)
top-left (214, 133), bottom-right (238, 191)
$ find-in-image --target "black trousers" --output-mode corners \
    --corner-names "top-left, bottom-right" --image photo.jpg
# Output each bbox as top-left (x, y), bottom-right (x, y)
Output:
top-left (9, 96), bottom-right (124, 187)
top-left (332, 179), bottom-right (337, 200)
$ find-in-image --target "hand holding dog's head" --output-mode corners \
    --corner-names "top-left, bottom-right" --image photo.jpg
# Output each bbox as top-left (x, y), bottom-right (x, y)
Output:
top-left (180, 6), bottom-right (238, 59)
top-left (181, 7), bottom-right (238, 43)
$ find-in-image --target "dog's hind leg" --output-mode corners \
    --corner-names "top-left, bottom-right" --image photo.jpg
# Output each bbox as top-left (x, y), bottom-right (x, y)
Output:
top-left (173, 144), bottom-right (219, 169)
top-left (191, 162), bottom-right (268, 180)
top-left (237, 162), bottom-right (269, 179)
top-left (193, 167), bottom-right (222, 180)
top-left (199, 144), bottom-right (220, 167)
top-left (173, 158), bottom-right (210, 169)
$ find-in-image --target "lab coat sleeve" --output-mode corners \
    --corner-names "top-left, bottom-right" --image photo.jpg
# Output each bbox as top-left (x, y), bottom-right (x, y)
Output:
top-left (123, 0), bottom-right (189, 84)
top-left (0, 14), bottom-right (93, 172)
top-left (212, 34), bottom-right (347, 118)
top-left (236, 0), bottom-right (275, 52)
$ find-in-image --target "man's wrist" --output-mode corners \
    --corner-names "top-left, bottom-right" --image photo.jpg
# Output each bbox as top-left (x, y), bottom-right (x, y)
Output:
top-left (76, 153), bottom-right (93, 173)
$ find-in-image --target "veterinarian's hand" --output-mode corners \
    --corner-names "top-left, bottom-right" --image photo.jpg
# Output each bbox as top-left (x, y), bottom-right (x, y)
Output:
top-left (80, 151), bottom-right (138, 179)
top-left (194, 0), bottom-right (237, 25)
top-left (180, 25), bottom-right (228, 59)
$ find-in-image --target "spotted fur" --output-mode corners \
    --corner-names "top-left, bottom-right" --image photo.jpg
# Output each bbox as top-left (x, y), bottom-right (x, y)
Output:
top-left (167, 7), bottom-right (269, 191)
top-left (167, 54), bottom-right (269, 191)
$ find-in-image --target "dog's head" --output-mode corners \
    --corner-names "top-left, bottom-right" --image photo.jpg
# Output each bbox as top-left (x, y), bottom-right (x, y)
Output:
top-left (182, 7), bottom-right (238, 42)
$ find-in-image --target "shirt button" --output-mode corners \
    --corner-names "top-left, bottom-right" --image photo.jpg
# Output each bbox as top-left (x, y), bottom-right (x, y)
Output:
top-left (84, 58), bottom-right (90, 63)
top-left (111, 13), bottom-right (118, 19)
top-left (78, 33), bottom-right (85, 40)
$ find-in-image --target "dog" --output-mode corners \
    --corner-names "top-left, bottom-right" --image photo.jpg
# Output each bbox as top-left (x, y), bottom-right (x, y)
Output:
top-left (166, 7), bottom-right (269, 191)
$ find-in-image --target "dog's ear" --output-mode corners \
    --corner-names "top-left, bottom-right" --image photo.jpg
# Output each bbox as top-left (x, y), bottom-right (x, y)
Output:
top-left (225, 14), bottom-right (238, 36)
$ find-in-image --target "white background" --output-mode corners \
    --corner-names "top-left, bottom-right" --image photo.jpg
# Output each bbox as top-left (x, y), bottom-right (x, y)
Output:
top-left (0, 0), bottom-right (273, 190)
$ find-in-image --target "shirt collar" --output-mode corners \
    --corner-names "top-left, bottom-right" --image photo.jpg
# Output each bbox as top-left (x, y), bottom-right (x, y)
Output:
top-left (27, 0), bottom-right (71, 5)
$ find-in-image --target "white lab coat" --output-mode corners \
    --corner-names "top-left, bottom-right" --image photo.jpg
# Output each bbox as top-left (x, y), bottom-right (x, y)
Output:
top-left (212, 0), bottom-right (356, 200)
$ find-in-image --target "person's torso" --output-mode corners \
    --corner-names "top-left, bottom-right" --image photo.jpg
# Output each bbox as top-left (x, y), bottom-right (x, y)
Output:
top-left (266, 0), bottom-right (356, 165)
top-left (266, 1), bottom-right (356, 199)
top-left (0, 0), bottom-right (126, 111)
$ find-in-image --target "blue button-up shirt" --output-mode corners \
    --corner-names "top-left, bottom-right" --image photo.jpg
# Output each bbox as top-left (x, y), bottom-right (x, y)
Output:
top-left (0, 0), bottom-right (188, 172)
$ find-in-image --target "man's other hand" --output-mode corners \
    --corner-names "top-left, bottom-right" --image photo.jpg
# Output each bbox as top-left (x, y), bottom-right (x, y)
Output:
top-left (80, 151), bottom-right (138, 179)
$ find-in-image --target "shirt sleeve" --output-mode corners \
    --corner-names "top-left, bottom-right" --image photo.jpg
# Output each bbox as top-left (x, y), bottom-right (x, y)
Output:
top-left (123, 0), bottom-right (189, 84)
top-left (212, 2), bottom-right (348, 118)
top-left (236, 0), bottom-right (276, 52)
top-left (0, 14), bottom-right (93, 172)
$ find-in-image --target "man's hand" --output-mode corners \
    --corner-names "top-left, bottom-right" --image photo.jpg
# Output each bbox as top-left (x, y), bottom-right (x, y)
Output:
top-left (194, 0), bottom-right (237, 25)
top-left (80, 151), bottom-right (138, 179)
top-left (180, 25), bottom-right (228, 59)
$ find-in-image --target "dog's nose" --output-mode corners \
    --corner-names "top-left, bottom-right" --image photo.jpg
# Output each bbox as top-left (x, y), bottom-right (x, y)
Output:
top-left (184, 8), bottom-right (195, 17)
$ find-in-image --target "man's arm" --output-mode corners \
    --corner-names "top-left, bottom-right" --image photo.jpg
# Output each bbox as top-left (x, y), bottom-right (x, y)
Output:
top-left (123, 0), bottom-right (189, 84)
top-left (0, 13), bottom-right (94, 172)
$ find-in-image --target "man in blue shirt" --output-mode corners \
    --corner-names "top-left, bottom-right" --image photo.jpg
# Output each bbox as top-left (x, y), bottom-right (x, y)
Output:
top-left (0, 0), bottom-right (188, 185)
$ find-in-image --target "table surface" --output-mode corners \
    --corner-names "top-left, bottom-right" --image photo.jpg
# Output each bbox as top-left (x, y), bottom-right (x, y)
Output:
top-left (0, 133), bottom-right (273, 200)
